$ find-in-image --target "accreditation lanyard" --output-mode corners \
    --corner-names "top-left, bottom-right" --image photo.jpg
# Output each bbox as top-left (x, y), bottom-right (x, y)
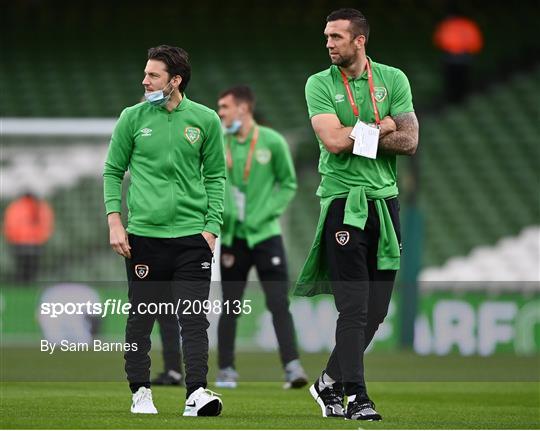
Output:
top-left (226, 126), bottom-right (259, 182)
top-left (340, 60), bottom-right (381, 126)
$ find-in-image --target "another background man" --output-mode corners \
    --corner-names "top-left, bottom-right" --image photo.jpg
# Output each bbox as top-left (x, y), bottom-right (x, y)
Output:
top-left (216, 85), bottom-right (308, 390)
top-left (3, 192), bottom-right (54, 283)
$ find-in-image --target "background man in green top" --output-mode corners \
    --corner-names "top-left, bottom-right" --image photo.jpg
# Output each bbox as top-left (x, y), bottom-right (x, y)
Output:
top-left (215, 85), bottom-right (307, 389)
top-left (103, 45), bottom-right (225, 417)
top-left (297, 9), bottom-right (419, 421)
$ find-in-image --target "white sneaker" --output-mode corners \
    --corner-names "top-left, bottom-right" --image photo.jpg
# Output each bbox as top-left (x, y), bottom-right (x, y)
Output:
top-left (130, 387), bottom-right (158, 414)
top-left (283, 359), bottom-right (308, 389)
top-left (215, 367), bottom-right (238, 389)
top-left (183, 387), bottom-right (222, 417)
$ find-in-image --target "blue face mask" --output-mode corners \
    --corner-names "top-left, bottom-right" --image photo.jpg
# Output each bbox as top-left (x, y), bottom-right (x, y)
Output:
top-left (223, 119), bottom-right (242, 135)
top-left (144, 82), bottom-right (173, 106)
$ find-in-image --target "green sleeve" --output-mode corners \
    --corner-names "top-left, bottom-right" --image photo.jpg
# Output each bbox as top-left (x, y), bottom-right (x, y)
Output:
top-left (269, 132), bottom-right (297, 218)
top-left (201, 113), bottom-right (227, 237)
top-left (305, 75), bottom-right (335, 118)
top-left (103, 108), bottom-right (134, 215)
top-left (390, 69), bottom-right (414, 116)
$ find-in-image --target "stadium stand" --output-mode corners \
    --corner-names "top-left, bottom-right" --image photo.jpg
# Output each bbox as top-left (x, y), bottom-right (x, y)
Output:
top-left (420, 226), bottom-right (540, 283)
top-left (1, 1), bottom-right (539, 282)
top-left (419, 66), bottom-right (540, 268)
top-left (2, 1), bottom-right (538, 121)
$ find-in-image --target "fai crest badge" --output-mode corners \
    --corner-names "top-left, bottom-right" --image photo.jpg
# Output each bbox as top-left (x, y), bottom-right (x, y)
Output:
top-left (135, 264), bottom-right (149, 279)
top-left (184, 127), bottom-right (201, 144)
top-left (335, 231), bottom-right (350, 246)
top-left (374, 87), bottom-right (387, 102)
top-left (255, 148), bottom-right (272, 165)
top-left (221, 253), bottom-right (235, 268)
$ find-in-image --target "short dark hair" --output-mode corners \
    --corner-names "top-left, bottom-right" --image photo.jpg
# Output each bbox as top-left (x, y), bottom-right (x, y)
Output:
top-left (147, 45), bottom-right (191, 93)
top-left (327, 8), bottom-right (370, 43)
top-left (218, 85), bottom-right (256, 112)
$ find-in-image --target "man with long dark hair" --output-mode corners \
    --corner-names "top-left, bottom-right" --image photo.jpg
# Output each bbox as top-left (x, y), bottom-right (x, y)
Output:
top-left (104, 45), bottom-right (225, 417)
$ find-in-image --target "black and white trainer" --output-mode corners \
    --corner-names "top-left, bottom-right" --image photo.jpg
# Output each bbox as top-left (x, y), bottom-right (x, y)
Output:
top-left (183, 387), bottom-right (222, 417)
top-left (309, 375), bottom-right (344, 417)
top-left (345, 398), bottom-right (382, 421)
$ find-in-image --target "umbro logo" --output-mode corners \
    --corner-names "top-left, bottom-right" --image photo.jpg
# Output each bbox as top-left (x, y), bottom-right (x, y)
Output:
top-left (335, 94), bottom-right (345, 103)
top-left (201, 262), bottom-right (211, 269)
top-left (141, 128), bottom-right (152, 137)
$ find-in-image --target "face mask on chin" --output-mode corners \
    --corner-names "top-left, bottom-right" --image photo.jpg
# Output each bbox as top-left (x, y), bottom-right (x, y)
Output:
top-left (144, 81), bottom-right (173, 106)
top-left (223, 119), bottom-right (242, 135)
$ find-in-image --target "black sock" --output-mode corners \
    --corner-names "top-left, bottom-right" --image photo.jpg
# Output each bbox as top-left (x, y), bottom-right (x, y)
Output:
top-left (130, 382), bottom-right (150, 393)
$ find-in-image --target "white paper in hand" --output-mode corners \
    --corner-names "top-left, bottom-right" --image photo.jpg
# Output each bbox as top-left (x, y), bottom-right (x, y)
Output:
top-left (352, 121), bottom-right (380, 159)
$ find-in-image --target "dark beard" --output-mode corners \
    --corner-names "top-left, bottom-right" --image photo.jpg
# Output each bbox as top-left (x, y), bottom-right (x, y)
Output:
top-left (331, 54), bottom-right (354, 68)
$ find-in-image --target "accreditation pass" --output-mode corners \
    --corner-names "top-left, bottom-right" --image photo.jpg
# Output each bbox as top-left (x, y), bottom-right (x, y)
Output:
top-left (350, 120), bottom-right (380, 159)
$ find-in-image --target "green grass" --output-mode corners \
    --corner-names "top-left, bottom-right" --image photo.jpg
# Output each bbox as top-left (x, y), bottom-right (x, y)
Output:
top-left (1, 381), bottom-right (539, 429)
top-left (1, 351), bottom-right (539, 429)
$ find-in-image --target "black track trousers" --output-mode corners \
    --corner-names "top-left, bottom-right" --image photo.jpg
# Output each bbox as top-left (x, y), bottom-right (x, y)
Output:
top-left (323, 197), bottom-right (401, 397)
top-left (124, 233), bottom-right (213, 396)
top-left (218, 235), bottom-right (299, 369)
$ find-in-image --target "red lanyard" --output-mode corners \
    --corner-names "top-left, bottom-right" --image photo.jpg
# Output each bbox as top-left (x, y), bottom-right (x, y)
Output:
top-left (340, 59), bottom-right (381, 125)
top-left (226, 126), bottom-right (259, 182)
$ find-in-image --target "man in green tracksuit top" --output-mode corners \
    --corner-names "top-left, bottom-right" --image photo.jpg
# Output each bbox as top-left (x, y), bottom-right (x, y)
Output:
top-left (214, 85), bottom-right (307, 389)
top-left (103, 45), bottom-right (224, 417)
top-left (295, 9), bottom-right (419, 421)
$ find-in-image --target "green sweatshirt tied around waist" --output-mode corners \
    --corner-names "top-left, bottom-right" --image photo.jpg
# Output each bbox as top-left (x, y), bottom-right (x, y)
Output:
top-left (294, 179), bottom-right (400, 297)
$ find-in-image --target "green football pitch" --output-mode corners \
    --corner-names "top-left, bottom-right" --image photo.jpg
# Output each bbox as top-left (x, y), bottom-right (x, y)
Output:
top-left (1, 350), bottom-right (539, 429)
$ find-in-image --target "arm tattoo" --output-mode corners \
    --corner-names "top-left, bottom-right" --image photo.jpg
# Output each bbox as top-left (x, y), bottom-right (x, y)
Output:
top-left (379, 112), bottom-right (419, 156)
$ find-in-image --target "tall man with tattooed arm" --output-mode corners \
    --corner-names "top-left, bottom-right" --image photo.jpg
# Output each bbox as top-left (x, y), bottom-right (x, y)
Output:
top-left (294, 8), bottom-right (419, 421)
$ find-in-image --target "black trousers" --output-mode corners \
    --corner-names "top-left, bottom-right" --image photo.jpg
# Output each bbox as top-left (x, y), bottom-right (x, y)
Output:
top-left (124, 233), bottom-right (212, 396)
top-left (323, 198), bottom-right (400, 398)
top-left (218, 235), bottom-right (299, 369)
top-left (156, 311), bottom-right (182, 374)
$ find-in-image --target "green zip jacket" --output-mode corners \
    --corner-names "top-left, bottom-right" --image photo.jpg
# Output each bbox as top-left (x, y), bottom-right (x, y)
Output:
top-left (103, 97), bottom-right (226, 238)
top-left (221, 125), bottom-right (297, 248)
